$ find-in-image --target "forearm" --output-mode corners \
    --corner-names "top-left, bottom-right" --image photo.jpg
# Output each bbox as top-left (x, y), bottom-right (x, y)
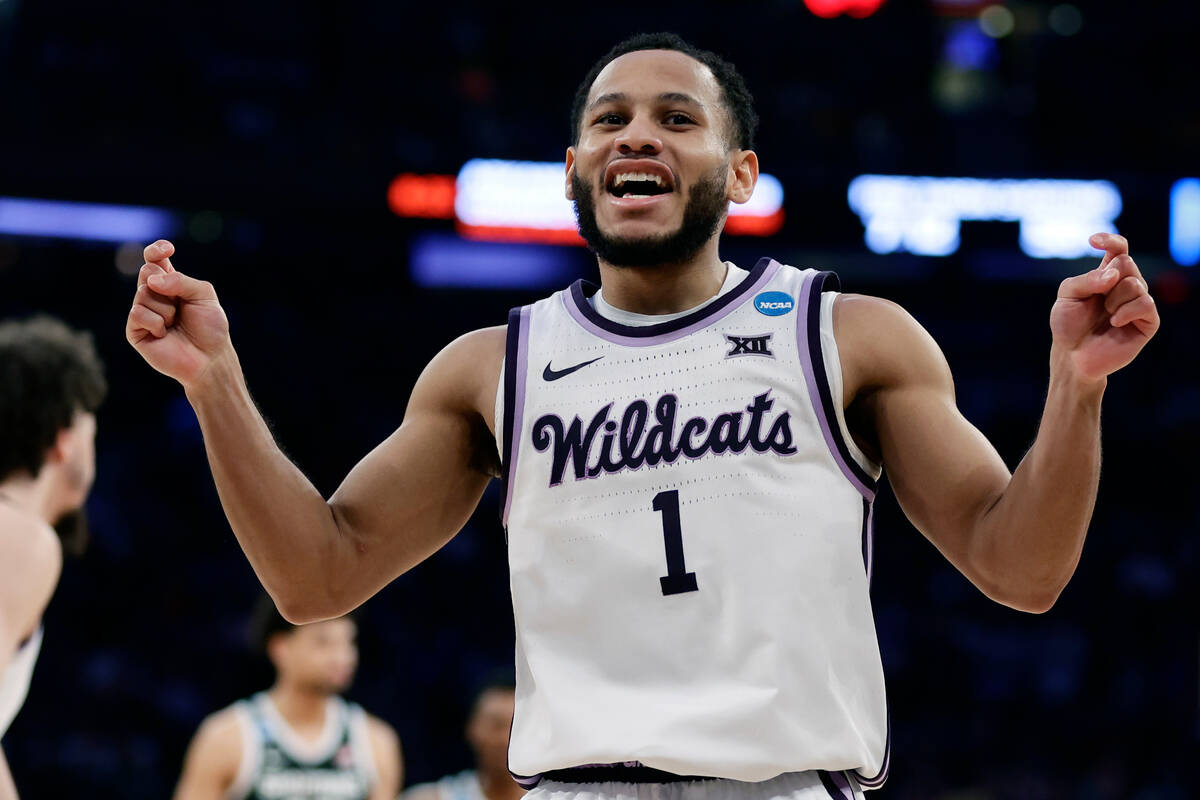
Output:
top-left (186, 351), bottom-right (348, 621)
top-left (974, 353), bottom-right (1105, 610)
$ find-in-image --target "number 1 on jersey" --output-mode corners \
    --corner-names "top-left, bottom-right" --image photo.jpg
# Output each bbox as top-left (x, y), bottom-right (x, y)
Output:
top-left (652, 490), bottom-right (699, 596)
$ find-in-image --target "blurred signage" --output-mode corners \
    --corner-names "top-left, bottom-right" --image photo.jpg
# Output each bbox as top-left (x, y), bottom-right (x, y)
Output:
top-left (847, 175), bottom-right (1122, 258)
top-left (803, 0), bottom-right (887, 18)
top-left (390, 160), bottom-right (785, 244)
top-left (0, 197), bottom-right (179, 243)
top-left (387, 174), bottom-right (457, 219)
top-left (410, 233), bottom-right (579, 288)
top-left (1169, 178), bottom-right (1200, 267)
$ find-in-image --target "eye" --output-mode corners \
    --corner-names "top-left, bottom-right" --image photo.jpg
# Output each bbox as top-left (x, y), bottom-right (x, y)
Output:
top-left (665, 113), bottom-right (696, 126)
top-left (594, 112), bottom-right (625, 126)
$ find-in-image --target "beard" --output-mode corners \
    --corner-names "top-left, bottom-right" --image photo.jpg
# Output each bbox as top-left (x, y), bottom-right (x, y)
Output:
top-left (572, 165), bottom-right (729, 269)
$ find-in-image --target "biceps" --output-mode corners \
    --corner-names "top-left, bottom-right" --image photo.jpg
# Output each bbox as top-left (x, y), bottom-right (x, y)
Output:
top-left (876, 384), bottom-right (1011, 561)
top-left (331, 407), bottom-right (493, 572)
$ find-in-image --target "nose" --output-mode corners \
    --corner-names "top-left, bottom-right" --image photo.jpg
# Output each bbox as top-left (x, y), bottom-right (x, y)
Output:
top-left (615, 115), bottom-right (663, 155)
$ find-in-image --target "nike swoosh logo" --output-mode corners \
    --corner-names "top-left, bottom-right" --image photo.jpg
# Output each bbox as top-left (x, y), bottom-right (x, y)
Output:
top-left (543, 356), bottom-right (604, 381)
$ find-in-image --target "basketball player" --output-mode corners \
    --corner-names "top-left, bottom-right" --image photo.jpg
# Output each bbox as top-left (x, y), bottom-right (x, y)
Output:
top-left (403, 676), bottom-right (524, 800)
top-left (172, 598), bottom-right (401, 800)
top-left (128, 32), bottom-right (1160, 800)
top-left (0, 316), bottom-right (105, 800)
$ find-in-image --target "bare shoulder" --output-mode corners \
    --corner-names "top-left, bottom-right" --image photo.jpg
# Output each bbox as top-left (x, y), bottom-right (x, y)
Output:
top-left (0, 510), bottom-right (62, 645)
top-left (188, 705), bottom-right (245, 770)
top-left (173, 705), bottom-right (244, 798)
top-left (0, 508), bottom-right (60, 569)
top-left (832, 293), bottom-right (954, 402)
top-left (365, 712), bottom-right (400, 749)
top-left (412, 325), bottom-right (506, 421)
top-left (364, 712), bottom-right (402, 795)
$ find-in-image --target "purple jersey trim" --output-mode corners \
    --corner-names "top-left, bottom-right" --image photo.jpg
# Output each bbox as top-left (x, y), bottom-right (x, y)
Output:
top-left (865, 499), bottom-right (876, 586)
top-left (500, 306), bottom-right (531, 526)
top-left (795, 270), bottom-right (878, 500)
top-left (818, 770), bottom-right (857, 799)
top-left (853, 713), bottom-right (891, 789)
top-left (561, 258), bottom-right (780, 346)
top-left (511, 772), bottom-right (542, 789)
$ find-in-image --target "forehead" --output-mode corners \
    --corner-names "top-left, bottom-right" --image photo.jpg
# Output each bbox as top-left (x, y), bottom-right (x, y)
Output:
top-left (473, 688), bottom-right (515, 716)
top-left (588, 49), bottom-right (722, 108)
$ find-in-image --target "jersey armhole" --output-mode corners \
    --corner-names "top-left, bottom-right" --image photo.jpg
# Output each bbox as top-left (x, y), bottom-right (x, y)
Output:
top-left (494, 359), bottom-right (505, 465)
top-left (348, 704), bottom-right (380, 788)
top-left (227, 703), bottom-right (261, 800)
top-left (499, 306), bottom-right (531, 527)
top-left (819, 291), bottom-right (883, 482)
top-left (795, 270), bottom-right (880, 500)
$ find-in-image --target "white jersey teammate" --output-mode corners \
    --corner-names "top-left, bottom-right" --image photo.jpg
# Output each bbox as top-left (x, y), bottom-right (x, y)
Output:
top-left (127, 32), bottom-right (1159, 800)
top-left (0, 317), bottom-right (105, 800)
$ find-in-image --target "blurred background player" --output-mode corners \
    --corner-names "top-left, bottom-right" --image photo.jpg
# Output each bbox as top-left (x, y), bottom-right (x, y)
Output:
top-left (173, 596), bottom-right (401, 800)
top-left (0, 316), bottom-right (105, 800)
top-left (403, 675), bottom-right (524, 800)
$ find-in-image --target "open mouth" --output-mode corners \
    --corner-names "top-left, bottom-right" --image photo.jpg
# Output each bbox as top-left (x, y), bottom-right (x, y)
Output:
top-left (604, 160), bottom-right (676, 199)
top-left (608, 172), bottom-right (672, 198)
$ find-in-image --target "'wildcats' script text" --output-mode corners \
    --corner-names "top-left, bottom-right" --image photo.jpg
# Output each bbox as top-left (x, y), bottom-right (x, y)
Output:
top-left (531, 392), bottom-right (797, 486)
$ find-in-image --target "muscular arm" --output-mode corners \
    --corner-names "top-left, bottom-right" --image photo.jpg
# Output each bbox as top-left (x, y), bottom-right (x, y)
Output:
top-left (838, 296), bottom-right (1095, 612)
top-left (172, 710), bottom-right (242, 800)
top-left (366, 715), bottom-right (403, 800)
top-left (837, 237), bottom-right (1157, 612)
top-left (127, 238), bottom-right (504, 623)
top-left (185, 327), bottom-right (502, 622)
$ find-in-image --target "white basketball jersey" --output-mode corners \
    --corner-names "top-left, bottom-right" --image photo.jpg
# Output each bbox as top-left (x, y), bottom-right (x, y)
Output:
top-left (498, 259), bottom-right (889, 789)
top-left (0, 626), bottom-right (42, 737)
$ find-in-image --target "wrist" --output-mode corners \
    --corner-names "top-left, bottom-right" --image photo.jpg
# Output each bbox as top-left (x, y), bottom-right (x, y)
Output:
top-left (1049, 346), bottom-right (1107, 401)
top-left (183, 346), bottom-right (247, 407)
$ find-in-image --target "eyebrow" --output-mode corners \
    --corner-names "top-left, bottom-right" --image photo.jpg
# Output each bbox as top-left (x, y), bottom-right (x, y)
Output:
top-left (586, 91), bottom-right (707, 112)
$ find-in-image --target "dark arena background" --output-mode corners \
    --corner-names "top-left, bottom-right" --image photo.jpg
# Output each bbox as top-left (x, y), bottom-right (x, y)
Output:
top-left (2, 1), bottom-right (1197, 797)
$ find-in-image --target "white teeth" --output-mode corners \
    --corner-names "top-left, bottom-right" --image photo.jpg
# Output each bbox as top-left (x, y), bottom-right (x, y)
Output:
top-left (612, 171), bottom-right (665, 190)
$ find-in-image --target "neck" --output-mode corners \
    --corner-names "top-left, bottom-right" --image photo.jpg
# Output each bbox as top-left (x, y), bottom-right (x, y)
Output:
top-left (477, 766), bottom-right (526, 800)
top-left (268, 682), bottom-right (330, 727)
top-left (596, 238), bottom-right (726, 315)
top-left (0, 474), bottom-right (59, 524)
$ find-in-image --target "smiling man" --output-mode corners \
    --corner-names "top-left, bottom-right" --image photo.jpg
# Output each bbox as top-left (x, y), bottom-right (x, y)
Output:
top-left (127, 32), bottom-right (1159, 800)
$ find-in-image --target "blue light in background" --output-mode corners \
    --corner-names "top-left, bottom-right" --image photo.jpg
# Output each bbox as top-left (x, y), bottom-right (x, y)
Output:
top-left (410, 233), bottom-right (580, 289)
top-left (1169, 178), bottom-right (1200, 267)
top-left (944, 20), bottom-right (998, 71)
top-left (0, 197), bottom-right (179, 243)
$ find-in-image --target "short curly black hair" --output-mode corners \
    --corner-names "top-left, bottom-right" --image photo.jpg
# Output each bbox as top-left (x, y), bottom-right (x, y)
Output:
top-left (570, 32), bottom-right (759, 151)
top-left (0, 316), bottom-right (106, 481)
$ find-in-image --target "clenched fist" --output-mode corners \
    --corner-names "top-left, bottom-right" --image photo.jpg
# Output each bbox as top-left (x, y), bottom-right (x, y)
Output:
top-left (1049, 233), bottom-right (1160, 383)
top-left (126, 240), bottom-right (233, 389)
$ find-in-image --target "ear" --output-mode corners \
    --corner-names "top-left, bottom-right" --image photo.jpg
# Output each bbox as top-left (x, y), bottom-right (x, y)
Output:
top-left (266, 632), bottom-right (289, 669)
top-left (564, 147), bottom-right (577, 201)
top-left (727, 149), bottom-right (759, 205)
top-left (47, 426), bottom-right (75, 466)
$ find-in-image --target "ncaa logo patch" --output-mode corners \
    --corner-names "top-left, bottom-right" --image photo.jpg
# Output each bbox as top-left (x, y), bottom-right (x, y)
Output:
top-left (754, 291), bottom-right (795, 316)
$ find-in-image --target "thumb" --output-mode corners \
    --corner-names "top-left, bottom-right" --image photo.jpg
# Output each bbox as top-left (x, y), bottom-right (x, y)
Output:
top-left (146, 271), bottom-right (217, 301)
